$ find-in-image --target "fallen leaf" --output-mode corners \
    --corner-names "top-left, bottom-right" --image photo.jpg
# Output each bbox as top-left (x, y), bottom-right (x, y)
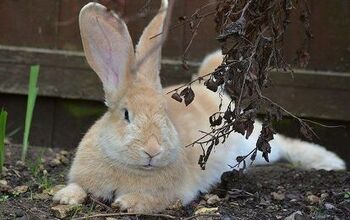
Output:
top-left (51, 204), bottom-right (82, 219)
top-left (13, 185), bottom-right (28, 195)
top-left (194, 207), bottom-right (219, 215)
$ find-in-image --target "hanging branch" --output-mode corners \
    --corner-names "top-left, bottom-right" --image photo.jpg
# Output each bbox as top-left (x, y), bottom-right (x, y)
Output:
top-left (169, 0), bottom-right (315, 170)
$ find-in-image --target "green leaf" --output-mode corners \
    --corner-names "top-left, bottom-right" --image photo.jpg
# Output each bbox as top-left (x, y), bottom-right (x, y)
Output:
top-left (22, 65), bottom-right (40, 162)
top-left (0, 109), bottom-right (8, 175)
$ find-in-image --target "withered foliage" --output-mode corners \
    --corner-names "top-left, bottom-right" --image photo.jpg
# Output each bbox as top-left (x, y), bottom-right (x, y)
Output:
top-left (169, 0), bottom-right (315, 170)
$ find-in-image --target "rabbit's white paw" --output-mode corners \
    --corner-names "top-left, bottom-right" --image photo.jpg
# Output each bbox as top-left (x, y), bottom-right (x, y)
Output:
top-left (112, 194), bottom-right (148, 213)
top-left (53, 183), bottom-right (87, 205)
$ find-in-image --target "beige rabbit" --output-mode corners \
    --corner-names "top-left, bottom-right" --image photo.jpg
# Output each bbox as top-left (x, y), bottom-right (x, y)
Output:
top-left (53, 0), bottom-right (346, 213)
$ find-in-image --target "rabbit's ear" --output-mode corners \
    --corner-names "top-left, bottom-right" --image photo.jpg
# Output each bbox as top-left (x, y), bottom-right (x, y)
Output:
top-left (79, 3), bottom-right (135, 102)
top-left (135, 0), bottom-right (168, 90)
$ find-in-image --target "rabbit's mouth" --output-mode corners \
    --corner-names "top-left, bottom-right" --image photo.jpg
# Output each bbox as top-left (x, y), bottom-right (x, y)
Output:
top-left (142, 164), bottom-right (155, 170)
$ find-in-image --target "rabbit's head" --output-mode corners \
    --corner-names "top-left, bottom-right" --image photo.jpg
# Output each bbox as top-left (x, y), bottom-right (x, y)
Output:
top-left (79, 0), bottom-right (181, 171)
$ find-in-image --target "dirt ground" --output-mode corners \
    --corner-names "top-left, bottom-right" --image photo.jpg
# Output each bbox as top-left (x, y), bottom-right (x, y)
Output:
top-left (0, 144), bottom-right (349, 220)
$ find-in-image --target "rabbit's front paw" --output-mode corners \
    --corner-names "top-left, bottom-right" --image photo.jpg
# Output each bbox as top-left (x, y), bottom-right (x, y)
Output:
top-left (112, 194), bottom-right (149, 213)
top-left (53, 183), bottom-right (87, 205)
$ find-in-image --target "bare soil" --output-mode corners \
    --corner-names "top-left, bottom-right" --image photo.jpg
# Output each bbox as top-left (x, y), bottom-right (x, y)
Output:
top-left (0, 144), bottom-right (349, 220)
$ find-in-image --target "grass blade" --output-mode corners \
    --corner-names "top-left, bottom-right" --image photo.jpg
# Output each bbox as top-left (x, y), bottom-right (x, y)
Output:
top-left (0, 109), bottom-right (8, 175)
top-left (21, 65), bottom-right (40, 162)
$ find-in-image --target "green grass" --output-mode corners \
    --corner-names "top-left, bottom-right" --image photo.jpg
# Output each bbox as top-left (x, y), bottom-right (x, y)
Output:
top-left (21, 65), bottom-right (40, 162)
top-left (0, 109), bottom-right (8, 175)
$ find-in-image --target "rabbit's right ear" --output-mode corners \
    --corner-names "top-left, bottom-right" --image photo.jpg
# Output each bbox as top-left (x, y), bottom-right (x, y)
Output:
top-left (79, 3), bottom-right (135, 104)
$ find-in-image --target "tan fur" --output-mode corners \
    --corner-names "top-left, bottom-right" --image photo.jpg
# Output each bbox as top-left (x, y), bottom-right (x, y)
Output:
top-left (196, 50), bottom-right (223, 78)
top-left (54, 1), bottom-right (345, 213)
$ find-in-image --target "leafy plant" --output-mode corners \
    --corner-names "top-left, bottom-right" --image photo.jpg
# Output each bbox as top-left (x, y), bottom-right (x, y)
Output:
top-left (21, 65), bottom-right (40, 162)
top-left (0, 195), bottom-right (9, 202)
top-left (0, 109), bottom-right (8, 175)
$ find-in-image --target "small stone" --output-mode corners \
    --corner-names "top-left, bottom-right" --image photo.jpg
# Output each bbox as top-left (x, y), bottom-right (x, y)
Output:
top-left (198, 199), bottom-right (206, 206)
top-left (266, 205), bottom-right (279, 212)
top-left (305, 191), bottom-right (312, 196)
top-left (0, 179), bottom-right (11, 192)
top-left (284, 211), bottom-right (304, 220)
top-left (43, 169), bottom-right (48, 176)
top-left (2, 166), bottom-right (8, 173)
top-left (15, 161), bottom-right (26, 168)
top-left (259, 198), bottom-right (270, 206)
top-left (49, 158), bottom-right (61, 167)
top-left (207, 195), bottom-right (220, 205)
top-left (271, 191), bottom-right (285, 201)
top-left (38, 164), bottom-right (45, 172)
top-left (51, 204), bottom-right (82, 219)
top-left (13, 185), bottom-right (28, 194)
top-left (0, 179), bottom-right (7, 186)
top-left (319, 193), bottom-right (329, 205)
top-left (203, 194), bottom-right (212, 200)
top-left (306, 195), bottom-right (320, 204)
top-left (59, 150), bottom-right (69, 156)
top-left (320, 193), bottom-right (328, 200)
top-left (324, 203), bottom-right (335, 210)
top-left (59, 155), bottom-right (69, 165)
top-left (194, 207), bottom-right (219, 215)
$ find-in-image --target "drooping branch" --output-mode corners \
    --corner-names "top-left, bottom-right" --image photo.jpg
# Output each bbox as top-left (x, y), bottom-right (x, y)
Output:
top-left (170, 0), bottom-right (316, 170)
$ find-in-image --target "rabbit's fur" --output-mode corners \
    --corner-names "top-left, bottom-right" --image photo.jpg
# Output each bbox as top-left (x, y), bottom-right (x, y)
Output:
top-left (53, 0), bottom-right (346, 213)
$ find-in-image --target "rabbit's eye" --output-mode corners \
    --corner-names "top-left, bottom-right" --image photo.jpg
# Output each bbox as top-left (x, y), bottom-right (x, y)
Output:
top-left (124, 108), bottom-right (130, 122)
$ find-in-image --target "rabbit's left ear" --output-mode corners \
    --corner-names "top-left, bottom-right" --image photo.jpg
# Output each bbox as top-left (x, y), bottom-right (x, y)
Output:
top-left (79, 3), bottom-right (135, 103)
top-left (135, 0), bottom-right (168, 90)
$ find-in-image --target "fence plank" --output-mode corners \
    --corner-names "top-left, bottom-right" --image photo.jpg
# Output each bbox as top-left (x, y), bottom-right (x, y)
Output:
top-left (0, 46), bottom-right (349, 121)
top-left (283, 0), bottom-right (350, 72)
top-left (0, 0), bottom-right (59, 48)
top-left (0, 95), bottom-right (55, 147)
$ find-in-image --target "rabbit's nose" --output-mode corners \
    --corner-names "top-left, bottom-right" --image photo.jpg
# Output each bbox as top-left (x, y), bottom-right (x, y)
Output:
top-left (144, 136), bottom-right (162, 158)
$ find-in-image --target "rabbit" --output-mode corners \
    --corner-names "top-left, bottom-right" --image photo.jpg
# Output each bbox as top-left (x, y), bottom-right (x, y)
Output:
top-left (53, 0), bottom-right (346, 213)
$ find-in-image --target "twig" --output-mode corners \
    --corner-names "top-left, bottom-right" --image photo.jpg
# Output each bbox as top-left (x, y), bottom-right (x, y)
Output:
top-left (89, 195), bottom-right (112, 211)
top-left (165, 71), bottom-right (213, 95)
top-left (72, 212), bottom-right (177, 220)
top-left (301, 119), bottom-right (346, 129)
top-left (183, 17), bottom-right (204, 63)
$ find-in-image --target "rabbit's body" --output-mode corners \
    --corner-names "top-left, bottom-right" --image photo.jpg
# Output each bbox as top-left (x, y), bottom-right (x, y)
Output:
top-left (53, 0), bottom-right (345, 213)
